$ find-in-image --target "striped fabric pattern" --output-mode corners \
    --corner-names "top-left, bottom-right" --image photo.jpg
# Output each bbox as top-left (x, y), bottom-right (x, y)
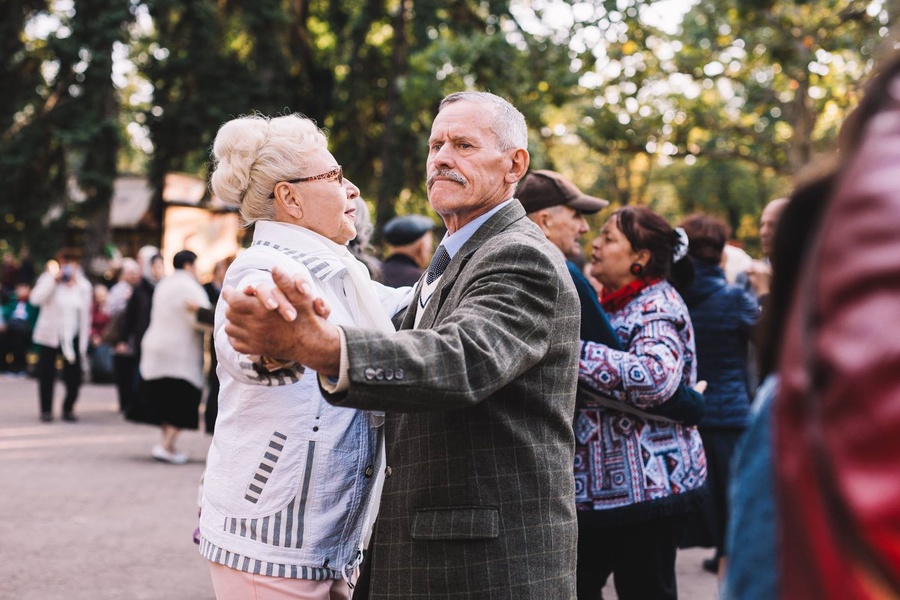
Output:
top-left (219, 439), bottom-right (316, 551)
top-left (236, 359), bottom-right (305, 386)
top-left (244, 432), bottom-right (287, 504)
top-left (199, 537), bottom-right (338, 580)
top-left (250, 240), bottom-right (343, 283)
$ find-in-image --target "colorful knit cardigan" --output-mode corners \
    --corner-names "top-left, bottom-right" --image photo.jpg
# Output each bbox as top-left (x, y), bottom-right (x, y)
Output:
top-left (575, 280), bottom-right (707, 523)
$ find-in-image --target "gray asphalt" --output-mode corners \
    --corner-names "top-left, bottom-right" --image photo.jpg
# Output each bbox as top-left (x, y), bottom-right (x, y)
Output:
top-left (0, 376), bottom-right (718, 600)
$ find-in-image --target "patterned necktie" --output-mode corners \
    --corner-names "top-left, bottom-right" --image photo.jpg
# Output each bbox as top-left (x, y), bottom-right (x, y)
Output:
top-left (426, 245), bottom-right (451, 284)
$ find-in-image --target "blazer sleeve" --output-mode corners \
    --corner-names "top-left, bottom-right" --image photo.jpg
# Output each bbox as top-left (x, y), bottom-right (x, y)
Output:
top-left (326, 239), bottom-right (571, 412)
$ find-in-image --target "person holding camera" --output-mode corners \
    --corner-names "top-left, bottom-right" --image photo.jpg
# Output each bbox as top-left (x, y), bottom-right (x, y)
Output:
top-left (30, 248), bottom-right (92, 422)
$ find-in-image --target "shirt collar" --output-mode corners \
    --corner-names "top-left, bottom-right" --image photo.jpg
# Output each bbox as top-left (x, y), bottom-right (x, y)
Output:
top-left (438, 199), bottom-right (513, 259)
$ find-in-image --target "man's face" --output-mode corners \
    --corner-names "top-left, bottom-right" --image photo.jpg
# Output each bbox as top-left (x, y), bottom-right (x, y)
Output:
top-left (538, 205), bottom-right (590, 259)
top-left (759, 199), bottom-right (787, 257)
top-left (426, 101), bottom-right (515, 230)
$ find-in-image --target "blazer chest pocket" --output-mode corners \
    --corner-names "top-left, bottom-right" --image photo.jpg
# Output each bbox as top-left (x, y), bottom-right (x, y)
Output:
top-left (411, 506), bottom-right (499, 541)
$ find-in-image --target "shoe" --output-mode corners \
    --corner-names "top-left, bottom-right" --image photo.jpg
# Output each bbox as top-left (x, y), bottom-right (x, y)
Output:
top-left (152, 444), bottom-right (188, 464)
top-left (702, 557), bottom-right (719, 574)
top-left (40, 413), bottom-right (53, 423)
top-left (62, 413), bottom-right (77, 422)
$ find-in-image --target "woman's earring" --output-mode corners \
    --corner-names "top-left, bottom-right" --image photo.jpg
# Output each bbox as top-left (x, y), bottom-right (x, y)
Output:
top-left (630, 262), bottom-right (644, 276)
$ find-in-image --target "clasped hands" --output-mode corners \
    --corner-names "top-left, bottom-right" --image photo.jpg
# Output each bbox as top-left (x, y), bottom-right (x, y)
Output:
top-left (222, 266), bottom-right (341, 376)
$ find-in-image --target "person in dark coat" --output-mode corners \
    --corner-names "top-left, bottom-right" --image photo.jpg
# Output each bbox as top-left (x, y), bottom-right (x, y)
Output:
top-left (379, 214), bottom-right (434, 288)
top-left (678, 214), bottom-right (759, 576)
top-left (196, 256), bottom-right (233, 434)
top-left (117, 251), bottom-right (163, 418)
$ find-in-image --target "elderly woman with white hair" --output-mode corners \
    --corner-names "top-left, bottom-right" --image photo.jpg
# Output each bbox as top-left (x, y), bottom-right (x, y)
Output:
top-left (198, 113), bottom-right (412, 600)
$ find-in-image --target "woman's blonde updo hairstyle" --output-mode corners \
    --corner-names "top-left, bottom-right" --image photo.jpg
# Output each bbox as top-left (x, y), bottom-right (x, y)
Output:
top-left (210, 113), bottom-right (328, 224)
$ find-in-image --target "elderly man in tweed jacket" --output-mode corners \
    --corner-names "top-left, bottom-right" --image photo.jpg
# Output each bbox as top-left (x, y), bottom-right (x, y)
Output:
top-left (225, 91), bottom-right (580, 599)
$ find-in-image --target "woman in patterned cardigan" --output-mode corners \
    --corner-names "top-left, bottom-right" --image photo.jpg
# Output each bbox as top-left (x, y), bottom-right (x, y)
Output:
top-left (575, 206), bottom-right (708, 600)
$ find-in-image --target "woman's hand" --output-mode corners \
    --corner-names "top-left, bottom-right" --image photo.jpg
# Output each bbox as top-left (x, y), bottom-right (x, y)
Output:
top-left (241, 278), bottom-right (332, 322)
top-left (223, 267), bottom-right (340, 375)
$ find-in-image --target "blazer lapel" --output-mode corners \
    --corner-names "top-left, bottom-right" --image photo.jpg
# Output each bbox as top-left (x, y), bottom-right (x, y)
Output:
top-left (413, 201), bottom-right (527, 330)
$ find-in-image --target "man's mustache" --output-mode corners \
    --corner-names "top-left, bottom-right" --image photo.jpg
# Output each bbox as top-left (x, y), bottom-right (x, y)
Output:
top-left (427, 169), bottom-right (468, 187)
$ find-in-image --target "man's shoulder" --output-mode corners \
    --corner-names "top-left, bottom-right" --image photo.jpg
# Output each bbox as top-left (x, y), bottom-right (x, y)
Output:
top-left (477, 214), bottom-right (561, 260)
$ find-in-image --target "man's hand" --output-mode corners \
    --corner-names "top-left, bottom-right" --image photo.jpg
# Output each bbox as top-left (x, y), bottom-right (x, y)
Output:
top-left (223, 267), bottom-right (341, 375)
top-left (746, 260), bottom-right (772, 297)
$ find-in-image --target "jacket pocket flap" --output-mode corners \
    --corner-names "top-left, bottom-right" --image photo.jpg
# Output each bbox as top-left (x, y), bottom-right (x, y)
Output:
top-left (411, 506), bottom-right (499, 541)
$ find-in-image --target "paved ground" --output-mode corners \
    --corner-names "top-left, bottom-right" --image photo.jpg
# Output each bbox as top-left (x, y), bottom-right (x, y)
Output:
top-left (0, 377), bottom-right (719, 600)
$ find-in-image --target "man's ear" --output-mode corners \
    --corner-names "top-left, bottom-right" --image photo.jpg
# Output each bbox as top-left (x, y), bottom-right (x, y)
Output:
top-left (505, 148), bottom-right (530, 184)
top-left (527, 209), bottom-right (553, 235)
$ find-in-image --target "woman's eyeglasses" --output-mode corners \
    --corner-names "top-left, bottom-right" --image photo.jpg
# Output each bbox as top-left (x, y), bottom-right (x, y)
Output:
top-left (269, 165), bottom-right (343, 198)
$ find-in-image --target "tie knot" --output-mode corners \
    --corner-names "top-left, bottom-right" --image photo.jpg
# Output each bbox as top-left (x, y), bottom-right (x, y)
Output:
top-left (426, 245), bottom-right (451, 284)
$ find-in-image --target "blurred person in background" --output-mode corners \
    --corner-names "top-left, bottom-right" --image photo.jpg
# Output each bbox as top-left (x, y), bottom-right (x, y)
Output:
top-left (677, 214), bottom-right (758, 578)
top-left (348, 196), bottom-right (384, 282)
top-left (139, 250), bottom-right (210, 464)
top-left (30, 248), bottom-right (92, 422)
top-left (575, 206), bottom-right (706, 600)
top-left (88, 284), bottom-right (114, 383)
top-left (106, 258), bottom-right (141, 317)
top-left (379, 214), bottom-right (435, 288)
top-left (105, 258), bottom-right (142, 411)
top-left (118, 251), bottom-right (163, 420)
top-left (736, 197), bottom-right (787, 308)
top-left (721, 243), bottom-right (753, 284)
top-left (1, 282), bottom-right (38, 375)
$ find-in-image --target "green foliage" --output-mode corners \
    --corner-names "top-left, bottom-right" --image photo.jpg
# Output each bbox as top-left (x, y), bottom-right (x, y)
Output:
top-left (1, 0), bottom-right (132, 262)
top-left (1, 0), bottom-right (892, 263)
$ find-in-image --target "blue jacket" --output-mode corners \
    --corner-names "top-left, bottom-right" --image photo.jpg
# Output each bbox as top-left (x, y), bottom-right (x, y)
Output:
top-left (681, 261), bottom-right (758, 428)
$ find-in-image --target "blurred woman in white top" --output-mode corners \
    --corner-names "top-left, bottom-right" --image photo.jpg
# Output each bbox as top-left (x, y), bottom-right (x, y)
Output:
top-left (199, 113), bottom-right (412, 600)
top-left (30, 248), bottom-right (92, 422)
top-left (139, 250), bottom-right (210, 464)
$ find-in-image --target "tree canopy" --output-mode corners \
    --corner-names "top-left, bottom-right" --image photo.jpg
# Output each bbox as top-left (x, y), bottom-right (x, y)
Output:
top-left (1, 0), bottom-right (894, 264)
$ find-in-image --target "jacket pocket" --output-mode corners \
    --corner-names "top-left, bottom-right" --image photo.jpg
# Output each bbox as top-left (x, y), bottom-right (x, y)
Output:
top-left (410, 506), bottom-right (500, 541)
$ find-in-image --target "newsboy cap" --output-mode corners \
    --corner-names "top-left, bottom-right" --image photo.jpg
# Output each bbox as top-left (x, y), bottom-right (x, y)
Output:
top-left (517, 170), bottom-right (609, 214)
top-left (383, 214), bottom-right (435, 246)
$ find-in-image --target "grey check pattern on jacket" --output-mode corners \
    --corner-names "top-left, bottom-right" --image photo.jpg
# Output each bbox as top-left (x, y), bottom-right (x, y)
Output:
top-left (326, 201), bottom-right (581, 598)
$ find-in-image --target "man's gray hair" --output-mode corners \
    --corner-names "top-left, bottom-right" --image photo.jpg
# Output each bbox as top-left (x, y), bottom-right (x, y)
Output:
top-left (439, 92), bottom-right (528, 152)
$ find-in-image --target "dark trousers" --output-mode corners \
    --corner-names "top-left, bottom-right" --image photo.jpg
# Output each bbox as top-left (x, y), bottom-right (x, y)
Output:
top-left (8, 332), bottom-right (29, 372)
top-left (4, 323), bottom-right (31, 372)
top-left (113, 354), bottom-right (138, 413)
top-left (577, 514), bottom-right (684, 600)
top-left (36, 342), bottom-right (82, 416)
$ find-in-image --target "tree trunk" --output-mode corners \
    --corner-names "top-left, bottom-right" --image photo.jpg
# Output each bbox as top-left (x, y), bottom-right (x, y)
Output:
top-left (374, 0), bottom-right (410, 243)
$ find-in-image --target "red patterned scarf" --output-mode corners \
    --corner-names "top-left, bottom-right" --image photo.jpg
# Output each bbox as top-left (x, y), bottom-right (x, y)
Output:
top-left (600, 278), bottom-right (661, 313)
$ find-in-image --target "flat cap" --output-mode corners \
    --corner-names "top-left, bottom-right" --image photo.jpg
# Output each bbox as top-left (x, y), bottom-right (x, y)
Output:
top-left (517, 170), bottom-right (609, 214)
top-left (383, 214), bottom-right (435, 246)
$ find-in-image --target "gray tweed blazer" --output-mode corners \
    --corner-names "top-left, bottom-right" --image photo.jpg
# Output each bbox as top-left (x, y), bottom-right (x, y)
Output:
top-left (327, 201), bottom-right (580, 599)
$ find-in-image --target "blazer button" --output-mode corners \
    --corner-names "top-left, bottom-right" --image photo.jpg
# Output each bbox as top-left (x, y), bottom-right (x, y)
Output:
top-left (394, 368), bottom-right (404, 380)
top-left (364, 368), bottom-right (376, 380)
top-left (385, 466), bottom-right (393, 478)
top-left (384, 369), bottom-right (394, 381)
top-left (364, 465), bottom-right (374, 477)
top-left (375, 368), bottom-right (384, 381)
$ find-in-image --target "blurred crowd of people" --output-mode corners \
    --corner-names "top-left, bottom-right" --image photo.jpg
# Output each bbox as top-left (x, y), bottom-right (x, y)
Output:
top-left (0, 244), bottom-right (231, 456)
